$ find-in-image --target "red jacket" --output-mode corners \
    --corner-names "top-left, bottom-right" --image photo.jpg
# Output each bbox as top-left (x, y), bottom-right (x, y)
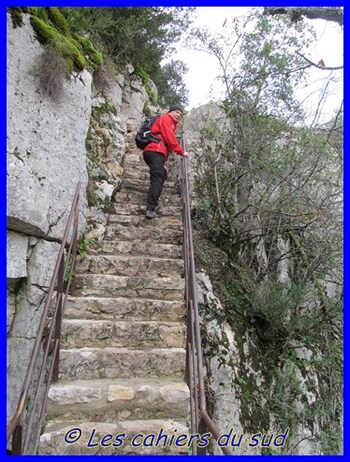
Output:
top-left (144, 113), bottom-right (185, 159)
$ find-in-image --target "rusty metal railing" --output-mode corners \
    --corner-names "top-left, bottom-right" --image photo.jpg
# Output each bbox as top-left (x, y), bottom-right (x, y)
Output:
top-left (7, 182), bottom-right (81, 455)
top-left (180, 140), bottom-right (233, 456)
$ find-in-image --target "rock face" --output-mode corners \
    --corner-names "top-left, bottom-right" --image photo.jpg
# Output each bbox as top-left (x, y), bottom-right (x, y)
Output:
top-left (182, 102), bottom-right (232, 205)
top-left (7, 11), bottom-right (89, 428)
top-left (7, 14), bottom-right (90, 240)
top-left (196, 273), bottom-right (263, 455)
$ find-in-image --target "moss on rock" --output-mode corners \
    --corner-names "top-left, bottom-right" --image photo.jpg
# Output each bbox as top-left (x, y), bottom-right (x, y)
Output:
top-left (46, 7), bottom-right (70, 35)
top-left (28, 8), bottom-right (103, 74)
top-left (77, 36), bottom-right (104, 67)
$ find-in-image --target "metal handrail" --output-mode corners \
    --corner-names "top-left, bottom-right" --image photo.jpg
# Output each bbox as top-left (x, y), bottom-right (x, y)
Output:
top-left (180, 139), bottom-right (233, 456)
top-left (7, 182), bottom-right (81, 455)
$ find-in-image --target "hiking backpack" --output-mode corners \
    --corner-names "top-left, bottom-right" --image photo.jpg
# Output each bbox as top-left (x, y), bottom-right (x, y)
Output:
top-left (135, 115), bottom-right (160, 150)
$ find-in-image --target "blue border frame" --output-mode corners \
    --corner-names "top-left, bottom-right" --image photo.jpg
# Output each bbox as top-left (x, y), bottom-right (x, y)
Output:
top-left (1, 1), bottom-right (8, 458)
top-left (3, 2), bottom-right (345, 460)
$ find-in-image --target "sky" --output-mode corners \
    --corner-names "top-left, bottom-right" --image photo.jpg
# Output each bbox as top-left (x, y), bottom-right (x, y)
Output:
top-left (176, 7), bottom-right (252, 109)
top-left (175, 7), bottom-right (343, 124)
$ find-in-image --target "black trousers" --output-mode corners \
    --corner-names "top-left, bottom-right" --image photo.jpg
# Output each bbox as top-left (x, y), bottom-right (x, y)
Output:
top-left (143, 151), bottom-right (168, 212)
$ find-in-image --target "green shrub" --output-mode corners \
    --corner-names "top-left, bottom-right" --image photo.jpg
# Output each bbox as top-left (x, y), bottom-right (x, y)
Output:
top-left (77, 36), bottom-right (103, 67)
top-left (30, 15), bottom-right (56, 43)
top-left (30, 7), bottom-right (49, 23)
top-left (78, 237), bottom-right (97, 259)
top-left (47, 7), bottom-right (70, 35)
top-left (57, 36), bottom-right (86, 71)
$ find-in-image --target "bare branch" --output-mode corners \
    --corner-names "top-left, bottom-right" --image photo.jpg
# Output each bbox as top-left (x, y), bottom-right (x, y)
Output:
top-left (296, 51), bottom-right (343, 71)
top-left (327, 102), bottom-right (343, 143)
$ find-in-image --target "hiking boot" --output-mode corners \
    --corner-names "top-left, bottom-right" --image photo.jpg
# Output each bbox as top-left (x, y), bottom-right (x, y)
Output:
top-left (145, 210), bottom-right (157, 219)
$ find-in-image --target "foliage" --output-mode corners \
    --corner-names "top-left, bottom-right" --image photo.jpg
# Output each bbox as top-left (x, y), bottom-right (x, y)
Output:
top-left (46, 7), bottom-right (70, 35)
top-left (12, 7), bottom-right (101, 81)
top-left (30, 16), bottom-right (86, 72)
top-left (157, 59), bottom-right (189, 107)
top-left (76, 35), bottom-right (103, 67)
top-left (190, 10), bottom-right (316, 122)
top-left (195, 223), bottom-right (342, 452)
top-left (64, 255), bottom-right (75, 283)
top-left (78, 237), bottom-right (97, 259)
top-left (61, 7), bottom-right (193, 106)
top-left (263, 7), bottom-right (343, 26)
top-left (64, 237), bottom-right (96, 282)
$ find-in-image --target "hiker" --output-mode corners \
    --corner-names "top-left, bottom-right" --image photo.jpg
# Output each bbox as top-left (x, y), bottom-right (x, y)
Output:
top-left (143, 105), bottom-right (189, 219)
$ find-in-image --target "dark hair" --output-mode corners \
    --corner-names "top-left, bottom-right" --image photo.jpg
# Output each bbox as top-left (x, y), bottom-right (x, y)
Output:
top-left (168, 105), bottom-right (184, 114)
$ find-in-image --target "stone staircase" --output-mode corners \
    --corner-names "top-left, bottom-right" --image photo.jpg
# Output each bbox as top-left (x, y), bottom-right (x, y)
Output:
top-left (39, 149), bottom-right (190, 455)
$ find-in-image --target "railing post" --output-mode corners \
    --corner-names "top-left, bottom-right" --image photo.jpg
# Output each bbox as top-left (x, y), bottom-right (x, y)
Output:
top-left (71, 189), bottom-right (79, 291)
top-left (11, 423), bottom-right (23, 455)
top-left (197, 418), bottom-right (208, 455)
top-left (52, 257), bottom-right (65, 382)
top-left (181, 138), bottom-right (233, 456)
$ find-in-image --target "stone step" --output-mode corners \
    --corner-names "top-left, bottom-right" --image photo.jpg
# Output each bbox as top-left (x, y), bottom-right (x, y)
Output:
top-left (120, 178), bottom-right (178, 193)
top-left (64, 296), bottom-right (185, 322)
top-left (93, 240), bottom-right (183, 259)
top-left (112, 190), bottom-right (182, 207)
top-left (122, 167), bottom-right (178, 184)
top-left (123, 152), bottom-right (144, 165)
top-left (105, 224), bottom-right (183, 244)
top-left (77, 255), bottom-right (184, 278)
top-left (108, 202), bottom-right (182, 217)
top-left (72, 274), bottom-right (185, 300)
top-left (123, 162), bottom-right (149, 171)
top-left (39, 419), bottom-right (189, 455)
top-left (123, 166), bottom-right (150, 180)
top-left (61, 319), bottom-right (186, 349)
top-left (59, 347), bottom-right (186, 380)
top-left (108, 213), bottom-right (182, 228)
top-left (47, 377), bottom-right (189, 422)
